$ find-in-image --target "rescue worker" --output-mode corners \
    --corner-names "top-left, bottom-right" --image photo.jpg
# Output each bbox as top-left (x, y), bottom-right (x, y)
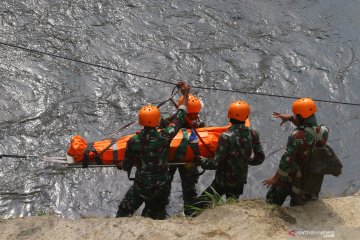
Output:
top-left (169, 94), bottom-right (205, 216)
top-left (116, 81), bottom-right (191, 220)
top-left (196, 100), bottom-right (265, 207)
top-left (263, 97), bottom-right (329, 206)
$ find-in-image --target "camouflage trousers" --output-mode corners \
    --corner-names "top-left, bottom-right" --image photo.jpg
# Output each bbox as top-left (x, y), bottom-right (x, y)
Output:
top-left (169, 163), bottom-right (199, 216)
top-left (266, 179), bottom-right (309, 207)
top-left (266, 178), bottom-right (293, 206)
top-left (266, 173), bottom-right (324, 206)
top-left (116, 182), bottom-right (171, 220)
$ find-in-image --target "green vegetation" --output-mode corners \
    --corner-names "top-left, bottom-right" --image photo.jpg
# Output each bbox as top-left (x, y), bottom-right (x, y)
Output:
top-left (34, 208), bottom-right (56, 216)
top-left (184, 188), bottom-right (238, 217)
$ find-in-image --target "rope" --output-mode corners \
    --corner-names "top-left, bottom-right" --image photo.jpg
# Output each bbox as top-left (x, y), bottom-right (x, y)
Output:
top-left (0, 154), bottom-right (38, 159)
top-left (190, 86), bottom-right (360, 106)
top-left (0, 41), bottom-right (172, 85)
top-left (103, 85), bottom-right (180, 139)
top-left (1, 41), bottom-right (360, 107)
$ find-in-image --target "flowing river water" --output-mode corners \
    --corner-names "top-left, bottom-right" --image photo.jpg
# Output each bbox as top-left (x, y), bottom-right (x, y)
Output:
top-left (0, 0), bottom-right (359, 219)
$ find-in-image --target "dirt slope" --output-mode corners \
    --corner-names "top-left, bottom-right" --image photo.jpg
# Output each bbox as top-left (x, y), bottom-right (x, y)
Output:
top-left (1, 195), bottom-right (359, 240)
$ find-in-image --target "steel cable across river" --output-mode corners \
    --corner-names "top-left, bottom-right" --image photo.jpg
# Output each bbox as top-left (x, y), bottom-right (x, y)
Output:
top-left (0, 0), bottom-right (360, 219)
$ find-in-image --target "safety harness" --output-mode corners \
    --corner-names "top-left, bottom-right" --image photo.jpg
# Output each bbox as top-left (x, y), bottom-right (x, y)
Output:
top-left (167, 98), bottom-right (214, 176)
top-left (82, 139), bottom-right (117, 168)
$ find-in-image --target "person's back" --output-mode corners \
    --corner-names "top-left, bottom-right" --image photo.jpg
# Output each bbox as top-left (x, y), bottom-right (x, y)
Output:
top-left (124, 122), bottom-right (186, 197)
top-left (264, 98), bottom-right (329, 206)
top-left (162, 94), bottom-right (205, 216)
top-left (117, 82), bottom-right (191, 219)
top-left (284, 116), bottom-right (328, 194)
top-left (198, 100), bottom-right (265, 203)
top-left (294, 119), bottom-right (329, 198)
top-left (215, 123), bottom-right (260, 187)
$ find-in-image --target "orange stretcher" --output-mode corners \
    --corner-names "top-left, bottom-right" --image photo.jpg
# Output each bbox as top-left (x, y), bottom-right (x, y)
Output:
top-left (67, 125), bottom-right (232, 165)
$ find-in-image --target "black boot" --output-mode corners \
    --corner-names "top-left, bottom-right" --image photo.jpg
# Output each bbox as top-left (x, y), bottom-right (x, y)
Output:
top-left (290, 193), bottom-right (306, 207)
top-left (304, 193), bottom-right (319, 202)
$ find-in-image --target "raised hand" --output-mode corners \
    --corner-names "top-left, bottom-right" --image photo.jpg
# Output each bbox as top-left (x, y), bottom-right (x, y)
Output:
top-left (272, 112), bottom-right (293, 126)
top-left (176, 81), bottom-right (185, 89)
top-left (262, 172), bottom-right (281, 188)
top-left (180, 83), bottom-right (191, 96)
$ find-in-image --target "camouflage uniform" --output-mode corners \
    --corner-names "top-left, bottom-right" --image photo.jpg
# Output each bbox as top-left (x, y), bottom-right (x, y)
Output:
top-left (266, 115), bottom-right (329, 206)
top-left (168, 117), bottom-right (205, 216)
top-left (116, 106), bottom-right (187, 219)
top-left (160, 114), bottom-right (205, 216)
top-left (198, 123), bottom-right (265, 204)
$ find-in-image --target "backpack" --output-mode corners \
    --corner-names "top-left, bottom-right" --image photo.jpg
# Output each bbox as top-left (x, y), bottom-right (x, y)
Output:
top-left (304, 127), bottom-right (343, 177)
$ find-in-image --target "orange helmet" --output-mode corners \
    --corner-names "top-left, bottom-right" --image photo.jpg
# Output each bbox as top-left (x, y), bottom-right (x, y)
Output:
top-left (228, 100), bottom-right (250, 121)
top-left (178, 94), bottom-right (202, 113)
top-left (292, 98), bottom-right (316, 118)
top-left (138, 105), bottom-right (161, 127)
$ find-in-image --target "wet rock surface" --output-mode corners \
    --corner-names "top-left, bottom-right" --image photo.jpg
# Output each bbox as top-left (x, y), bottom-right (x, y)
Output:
top-left (0, 0), bottom-right (359, 218)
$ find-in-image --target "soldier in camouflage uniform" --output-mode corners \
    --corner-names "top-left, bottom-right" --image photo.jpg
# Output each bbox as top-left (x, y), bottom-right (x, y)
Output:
top-left (116, 82), bottom-right (191, 220)
top-left (159, 94), bottom-right (205, 216)
top-left (196, 100), bottom-right (265, 206)
top-left (171, 94), bottom-right (205, 216)
top-left (263, 98), bottom-right (329, 206)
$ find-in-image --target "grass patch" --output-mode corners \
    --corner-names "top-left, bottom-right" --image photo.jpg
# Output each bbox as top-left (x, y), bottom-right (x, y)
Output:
top-left (34, 208), bottom-right (56, 217)
top-left (184, 187), bottom-right (239, 217)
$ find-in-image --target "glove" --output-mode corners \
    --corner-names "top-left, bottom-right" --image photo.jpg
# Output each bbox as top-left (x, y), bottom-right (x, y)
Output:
top-left (176, 81), bottom-right (185, 88)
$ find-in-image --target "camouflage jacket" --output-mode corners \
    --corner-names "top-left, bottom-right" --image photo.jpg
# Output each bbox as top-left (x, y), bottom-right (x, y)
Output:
top-left (201, 123), bottom-right (265, 186)
top-left (277, 115), bottom-right (329, 193)
top-left (121, 106), bottom-right (187, 199)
